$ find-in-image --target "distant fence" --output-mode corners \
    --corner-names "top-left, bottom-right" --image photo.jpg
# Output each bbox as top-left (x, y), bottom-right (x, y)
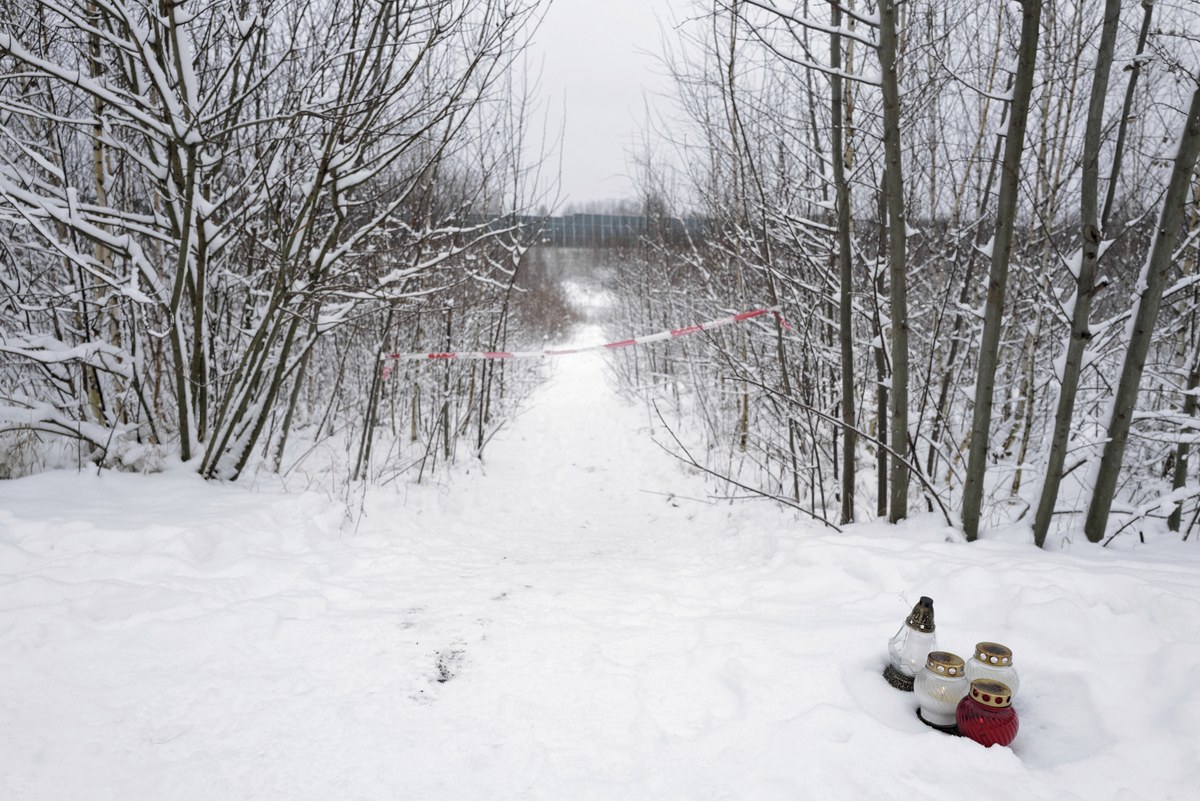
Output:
top-left (463, 213), bottom-right (708, 247)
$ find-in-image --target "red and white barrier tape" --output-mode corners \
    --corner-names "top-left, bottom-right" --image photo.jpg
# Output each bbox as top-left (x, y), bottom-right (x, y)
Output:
top-left (382, 307), bottom-right (792, 363)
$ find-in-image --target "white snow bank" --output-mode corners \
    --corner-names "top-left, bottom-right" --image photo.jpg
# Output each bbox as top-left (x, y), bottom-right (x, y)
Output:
top-left (2, 350), bottom-right (1198, 801)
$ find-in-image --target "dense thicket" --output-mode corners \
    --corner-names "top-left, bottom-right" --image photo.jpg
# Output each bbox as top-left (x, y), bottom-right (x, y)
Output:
top-left (0, 0), bottom-right (546, 481)
top-left (611, 0), bottom-right (1200, 545)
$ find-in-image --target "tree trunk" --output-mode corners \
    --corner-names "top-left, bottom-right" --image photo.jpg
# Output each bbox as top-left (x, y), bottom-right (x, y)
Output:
top-left (1102, 0), bottom-right (1155, 232)
top-left (961, 0), bottom-right (1042, 541)
top-left (166, 142), bottom-right (199, 463)
top-left (1169, 347), bottom-right (1200, 532)
top-left (873, 173), bottom-right (889, 519)
top-left (877, 0), bottom-right (909, 522)
top-left (1085, 79), bottom-right (1200, 542)
top-left (442, 305), bottom-right (453, 462)
top-left (353, 309), bottom-right (394, 481)
top-left (1032, 0), bottom-right (1121, 548)
top-left (831, 1), bottom-right (856, 525)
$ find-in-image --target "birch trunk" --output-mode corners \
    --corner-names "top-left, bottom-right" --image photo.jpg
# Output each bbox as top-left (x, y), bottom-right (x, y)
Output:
top-left (1169, 346), bottom-right (1200, 532)
top-left (1102, 1), bottom-right (1155, 231)
top-left (831, 1), bottom-right (856, 524)
top-left (1032, 0), bottom-right (1120, 548)
top-left (877, 0), bottom-right (909, 522)
top-left (961, 0), bottom-right (1042, 541)
top-left (1085, 79), bottom-right (1200, 542)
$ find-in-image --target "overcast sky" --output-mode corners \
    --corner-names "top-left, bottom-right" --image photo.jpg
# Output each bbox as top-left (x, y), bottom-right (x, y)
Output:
top-left (529, 0), bottom-right (678, 207)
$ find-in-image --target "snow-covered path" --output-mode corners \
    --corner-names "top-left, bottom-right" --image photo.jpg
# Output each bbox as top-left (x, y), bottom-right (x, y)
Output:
top-left (3, 346), bottom-right (1200, 800)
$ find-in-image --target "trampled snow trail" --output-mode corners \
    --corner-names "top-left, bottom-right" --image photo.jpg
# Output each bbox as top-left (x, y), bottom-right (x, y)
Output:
top-left (3, 338), bottom-right (1200, 801)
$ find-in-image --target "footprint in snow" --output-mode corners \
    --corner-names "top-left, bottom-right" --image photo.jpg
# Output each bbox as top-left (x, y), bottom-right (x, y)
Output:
top-left (434, 647), bottom-right (465, 683)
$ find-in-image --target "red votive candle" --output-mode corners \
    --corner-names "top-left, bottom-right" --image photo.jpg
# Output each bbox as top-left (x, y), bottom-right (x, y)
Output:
top-left (956, 679), bottom-right (1018, 747)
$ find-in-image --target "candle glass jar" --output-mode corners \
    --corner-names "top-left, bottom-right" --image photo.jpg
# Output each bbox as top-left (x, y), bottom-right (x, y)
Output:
top-left (956, 679), bottom-right (1018, 747)
top-left (914, 651), bottom-right (968, 731)
top-left (884, 596), bottom-right (937, 692)
top-left (964, 642), bottom-right (1019, 697)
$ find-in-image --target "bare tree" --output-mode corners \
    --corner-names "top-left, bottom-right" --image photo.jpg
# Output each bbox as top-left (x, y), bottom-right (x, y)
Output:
top-left (831, 0), bottom-right (856, 524)
top-left (961, 0), bottom-right (1043, 541)
top-left (876, 0), bottom-right (909, 522)
top-left (1032, 0), bottom-right (1122, 548)
top-left (1085, 74), bottom-right (1200, 542)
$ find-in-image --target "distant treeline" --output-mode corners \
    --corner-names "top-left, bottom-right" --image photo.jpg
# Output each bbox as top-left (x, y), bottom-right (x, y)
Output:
top-left (465, 213), bottom-right (708, 247)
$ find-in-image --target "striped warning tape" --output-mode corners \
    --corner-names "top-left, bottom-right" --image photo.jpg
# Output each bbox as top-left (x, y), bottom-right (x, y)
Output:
top-left (382, 307), bottom-right (791, 362)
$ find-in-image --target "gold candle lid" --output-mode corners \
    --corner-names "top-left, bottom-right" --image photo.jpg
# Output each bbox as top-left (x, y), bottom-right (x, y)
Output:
top-left (969, 679), bottom-right (1012, 708)
top-left (905, 596), bottom-right (936, 633)
top-left (974, 642), bottom-right (1014, 667)
top-left (924, 651), bottom-right (965, 677)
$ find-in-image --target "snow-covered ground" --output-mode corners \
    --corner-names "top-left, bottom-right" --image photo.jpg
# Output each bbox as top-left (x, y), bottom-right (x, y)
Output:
top-left (3, 339), bottom-right (1200, 800)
